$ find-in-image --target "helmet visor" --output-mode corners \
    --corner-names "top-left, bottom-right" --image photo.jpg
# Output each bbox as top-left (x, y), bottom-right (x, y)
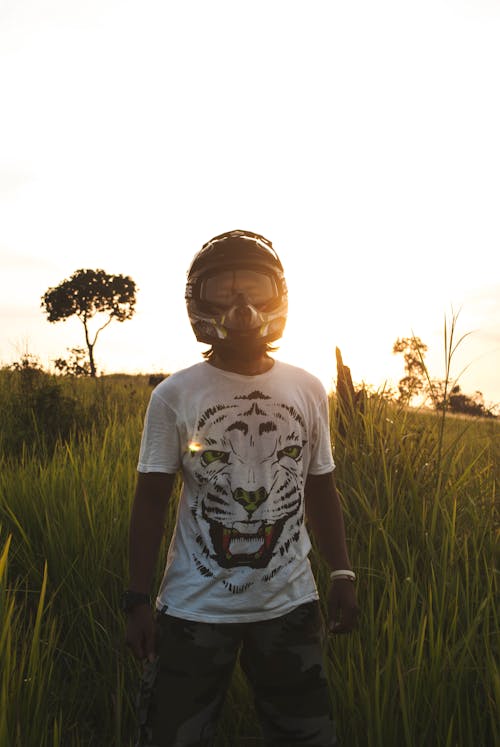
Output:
top-left (199, 269), bottom-right (279, 309)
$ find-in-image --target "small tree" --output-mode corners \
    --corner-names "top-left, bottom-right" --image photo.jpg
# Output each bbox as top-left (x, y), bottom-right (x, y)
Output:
top-left (53, 347), bottom-right (92, 377)
top-left (41, 269), bottom-right (137, 377)
top-left (392, 336), bottom-right (428, 404)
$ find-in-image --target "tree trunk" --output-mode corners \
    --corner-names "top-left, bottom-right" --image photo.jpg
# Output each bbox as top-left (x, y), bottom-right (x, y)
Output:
top-left (335, 347), bottom-right (363, 437)
top-left (83, 319), bottom-right (97, 377)
top-left (88, 343), bottom-right (97, 378)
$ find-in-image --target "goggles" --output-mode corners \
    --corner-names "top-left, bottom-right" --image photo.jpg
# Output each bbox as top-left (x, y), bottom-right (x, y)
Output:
top-left (199, 269), bottom-right (279, 309)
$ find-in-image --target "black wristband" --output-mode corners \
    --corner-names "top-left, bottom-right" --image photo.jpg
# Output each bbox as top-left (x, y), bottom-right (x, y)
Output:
top-left (121, 590), bottom-right (151, 613)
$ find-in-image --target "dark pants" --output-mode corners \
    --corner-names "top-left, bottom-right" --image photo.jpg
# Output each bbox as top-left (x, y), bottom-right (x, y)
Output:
top-left (135, 601), bottom-right (336, 747)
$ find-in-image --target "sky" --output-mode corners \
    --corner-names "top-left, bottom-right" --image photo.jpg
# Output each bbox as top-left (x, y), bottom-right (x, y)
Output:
top-left (1, 0), bottom-right (499, 410)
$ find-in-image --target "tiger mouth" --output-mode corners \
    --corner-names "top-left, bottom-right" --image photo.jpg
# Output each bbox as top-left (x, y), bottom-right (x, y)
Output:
top-left (207, 516), bottom-right (288, 568)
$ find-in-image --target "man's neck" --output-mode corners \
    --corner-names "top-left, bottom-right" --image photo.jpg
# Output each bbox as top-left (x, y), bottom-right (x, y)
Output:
top-left (208, 346), bottom-right (275, 376)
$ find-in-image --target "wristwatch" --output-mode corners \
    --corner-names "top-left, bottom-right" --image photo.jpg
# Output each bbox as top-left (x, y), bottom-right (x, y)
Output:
top-left (121, 590), bottom-right (151, 614)
top-left (329, 569), bottom-right (356, 582)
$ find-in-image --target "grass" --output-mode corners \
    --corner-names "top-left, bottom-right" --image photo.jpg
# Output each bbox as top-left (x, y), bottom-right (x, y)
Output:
top-left (0, 368), bottom-right (498, 746)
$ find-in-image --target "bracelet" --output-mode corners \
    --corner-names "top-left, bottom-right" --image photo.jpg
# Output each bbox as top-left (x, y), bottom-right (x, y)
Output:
top-left (330, 569), bottom-right (356, 582)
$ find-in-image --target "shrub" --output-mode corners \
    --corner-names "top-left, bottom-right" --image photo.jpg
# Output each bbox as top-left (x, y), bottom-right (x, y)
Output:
top-left (0, 357), bottom-right (80, 458)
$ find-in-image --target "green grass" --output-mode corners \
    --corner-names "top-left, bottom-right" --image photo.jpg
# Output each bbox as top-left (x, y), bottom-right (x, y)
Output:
top-left (0, 370), bottom-right (497, 746)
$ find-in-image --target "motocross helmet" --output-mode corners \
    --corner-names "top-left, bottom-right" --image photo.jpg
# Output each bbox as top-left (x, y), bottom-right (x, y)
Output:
top-left (185, 230), bottom-right (288, 345)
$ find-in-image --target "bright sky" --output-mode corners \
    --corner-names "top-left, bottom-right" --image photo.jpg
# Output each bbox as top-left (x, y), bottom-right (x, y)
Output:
top-left (1, 0), bottom-right (499, 409)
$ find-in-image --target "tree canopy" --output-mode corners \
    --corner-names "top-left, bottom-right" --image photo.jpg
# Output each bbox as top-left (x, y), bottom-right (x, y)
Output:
top-left (392, 336), bottom-right (428, 404)
top-left (41, 268), bottom-right (137, 377)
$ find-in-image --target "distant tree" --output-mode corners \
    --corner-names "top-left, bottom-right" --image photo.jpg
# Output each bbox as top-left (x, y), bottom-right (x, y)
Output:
top-left (392, 336), bottom-right (428, 404)
top-left (41, 269), bottom-right (137, 377)
top-left (435, 384), bottom-right (495, 418)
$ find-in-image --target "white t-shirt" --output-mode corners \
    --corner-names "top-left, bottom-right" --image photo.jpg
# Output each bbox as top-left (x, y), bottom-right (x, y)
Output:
top-left (137, 360), bottom-right (335, 623)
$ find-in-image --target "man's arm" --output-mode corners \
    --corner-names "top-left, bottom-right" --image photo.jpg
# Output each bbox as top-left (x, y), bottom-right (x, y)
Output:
top-left (125, 471), bottom-right (176, 660)
top-left (305, 471), bottom-right (359, 634)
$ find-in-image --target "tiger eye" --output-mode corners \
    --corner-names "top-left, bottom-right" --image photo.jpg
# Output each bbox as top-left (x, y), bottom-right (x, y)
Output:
top-left (201, 450), bottom-right (229, 466)
top-left (278, 445), bottom-right (302, 461)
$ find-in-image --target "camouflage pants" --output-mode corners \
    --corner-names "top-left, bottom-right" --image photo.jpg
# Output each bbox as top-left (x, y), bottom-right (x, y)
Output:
top-left (135, 601), bottom-right (337, 747)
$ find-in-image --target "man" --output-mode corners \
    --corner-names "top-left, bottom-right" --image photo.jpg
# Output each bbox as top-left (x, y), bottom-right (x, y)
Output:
top-left (125, 230), bottom-right (359, 746)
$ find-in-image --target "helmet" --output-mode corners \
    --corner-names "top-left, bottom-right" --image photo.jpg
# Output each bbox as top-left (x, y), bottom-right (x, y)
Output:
top-left (186, 230), bottom-right (288, 345)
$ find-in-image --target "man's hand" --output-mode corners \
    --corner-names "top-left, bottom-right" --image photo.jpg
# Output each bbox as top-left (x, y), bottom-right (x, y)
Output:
top-left (125, 604), bottom-right (157, 662)
top-left (327, 579), bottom-right (360, 634)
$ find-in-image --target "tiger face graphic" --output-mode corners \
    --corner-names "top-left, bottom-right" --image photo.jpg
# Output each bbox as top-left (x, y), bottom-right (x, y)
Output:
top-left (187, 390), bottom-right (308, 592)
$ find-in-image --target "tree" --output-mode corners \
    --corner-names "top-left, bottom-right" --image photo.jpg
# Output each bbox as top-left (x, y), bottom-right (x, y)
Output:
top-left (436, 384), bottom-right (495, 418)
top-left (41, 269), bottom-right (137, 377)
top-left (392, 336), bottom-right (428, 404)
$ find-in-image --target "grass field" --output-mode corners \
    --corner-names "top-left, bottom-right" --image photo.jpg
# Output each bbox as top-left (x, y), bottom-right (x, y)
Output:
top-left (0, 370), bottom-right (498, 746)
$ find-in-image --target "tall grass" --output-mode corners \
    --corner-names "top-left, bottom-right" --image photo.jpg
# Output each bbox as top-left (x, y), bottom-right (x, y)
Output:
top-left (327, 394), bottom-right (498, 747)
top-left (0, 369), bottom-right (497, 745)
